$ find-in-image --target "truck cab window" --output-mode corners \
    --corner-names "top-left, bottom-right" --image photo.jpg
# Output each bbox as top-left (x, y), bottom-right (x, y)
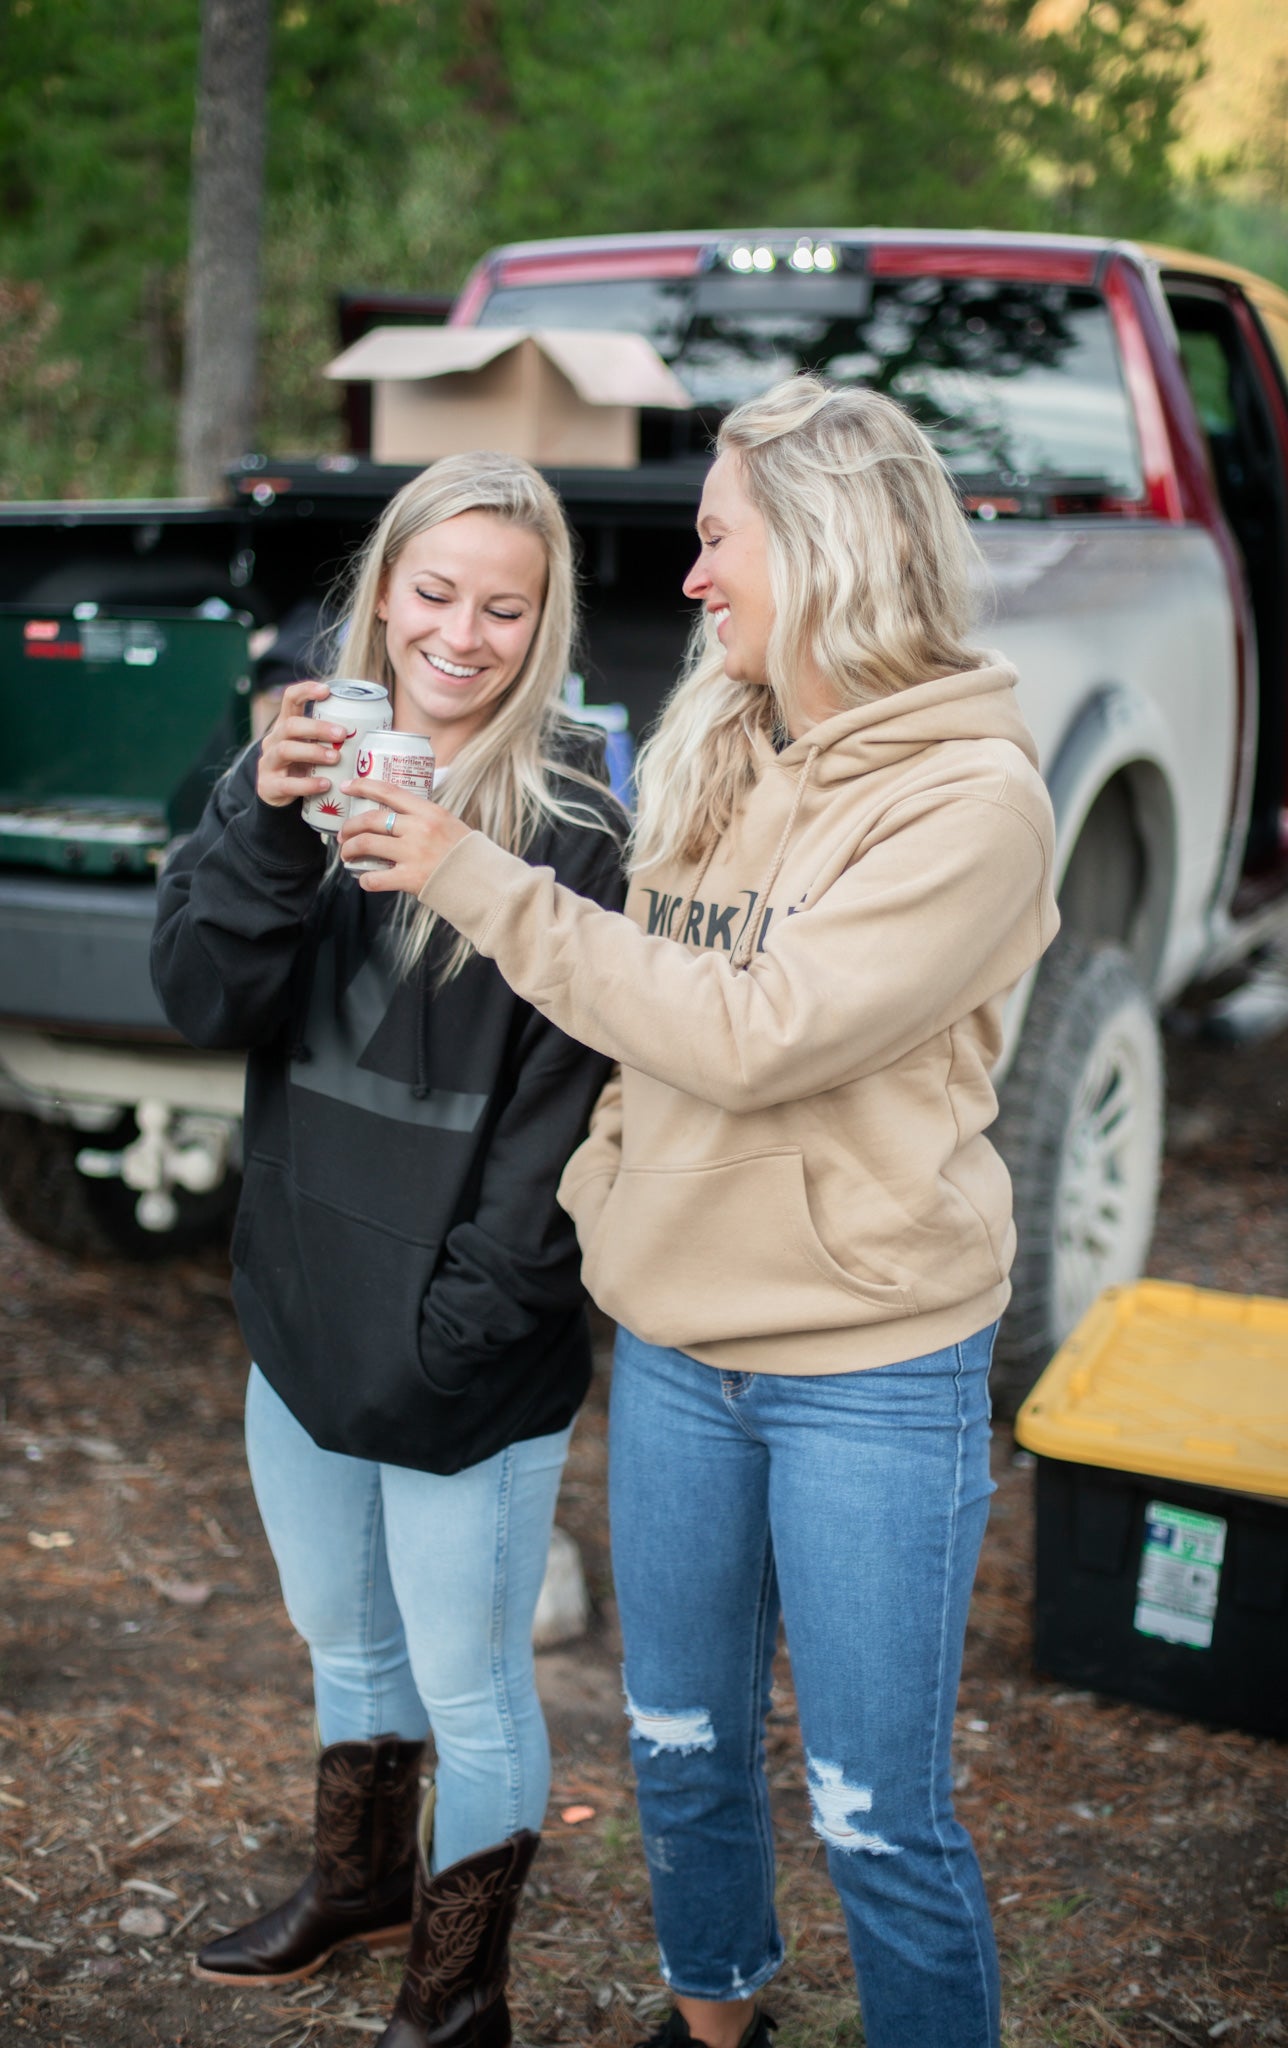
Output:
top-left (1177, 327), bottom-right (1237, 437)
top-left (475, 279), bottom-right (694, 361)
top-left (675, 279), bottom-right (1143, 499)
top-left (477, 273), bottom-right (1144, 502)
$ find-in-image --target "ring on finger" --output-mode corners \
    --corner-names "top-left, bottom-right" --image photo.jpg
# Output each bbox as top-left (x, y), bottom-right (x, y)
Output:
top-left (384, 809), bottom-right (397, 835)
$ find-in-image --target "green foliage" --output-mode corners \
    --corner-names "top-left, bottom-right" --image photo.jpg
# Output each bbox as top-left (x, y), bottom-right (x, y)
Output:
top-left (0, 0), bottom-right (198, 495)
top-left (0, 279), bottom-right (83, 501)
top-left (0, 0), bottom-right (468, 491)
top-left (1163, 182), bottom-right (1288, 292)
top-left (1022, 0), bottom-right (1204, 233)
top-left (0, 0), bottom-right (1281, 500)
top-left (435, 0), bottom-right (1204, 242)
top-left (1153, 35), bottom-right (1288, 294)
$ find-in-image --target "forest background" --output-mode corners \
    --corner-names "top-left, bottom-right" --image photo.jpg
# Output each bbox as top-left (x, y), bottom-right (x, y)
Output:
top-left (1, 0), bottom-right (1286, 504)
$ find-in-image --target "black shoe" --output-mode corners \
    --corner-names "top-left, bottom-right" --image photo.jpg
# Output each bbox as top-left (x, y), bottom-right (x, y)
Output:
top-left (634, 2010), bottom-right (776, 2048)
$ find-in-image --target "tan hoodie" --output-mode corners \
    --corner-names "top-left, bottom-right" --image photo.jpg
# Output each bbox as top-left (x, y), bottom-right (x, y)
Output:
top-left (421, 661), bottom-right (1059, 1375)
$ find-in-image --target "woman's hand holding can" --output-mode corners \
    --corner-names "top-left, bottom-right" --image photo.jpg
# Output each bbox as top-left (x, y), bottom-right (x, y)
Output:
top-left (256, 681), bottom-right (346, 809)
top-left (337, 779), bottom-right (470, 895)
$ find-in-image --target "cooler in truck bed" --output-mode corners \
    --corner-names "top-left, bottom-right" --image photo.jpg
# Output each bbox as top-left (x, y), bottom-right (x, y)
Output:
top-left (0, 606), bottom-right (251, 1035)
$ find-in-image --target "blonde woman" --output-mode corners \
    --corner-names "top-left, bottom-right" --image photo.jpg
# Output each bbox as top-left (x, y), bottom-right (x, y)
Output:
top-left (152, 453), bottom-right (625, 2047)
top-left (338, 381), bottom-right (1059, 2048)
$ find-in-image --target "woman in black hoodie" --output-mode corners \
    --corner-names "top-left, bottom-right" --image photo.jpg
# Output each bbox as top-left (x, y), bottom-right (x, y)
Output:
top-left (151, 452), bottom-right (625, 2048)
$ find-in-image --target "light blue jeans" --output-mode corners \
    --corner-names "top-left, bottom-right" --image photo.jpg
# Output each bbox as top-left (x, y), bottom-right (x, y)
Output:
top-left (609, 1325), bottom-right (1001, 2048)
top-left (244, 1365), bottom-right (571, 1871)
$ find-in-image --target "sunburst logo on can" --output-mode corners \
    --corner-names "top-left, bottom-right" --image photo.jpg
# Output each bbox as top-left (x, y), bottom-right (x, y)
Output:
top-left (300, 681), bottom-right (391, 835)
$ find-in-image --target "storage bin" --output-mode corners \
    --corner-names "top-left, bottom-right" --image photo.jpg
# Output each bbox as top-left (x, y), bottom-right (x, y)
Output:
top-left (1013, 1280), bottom-right (1288, 1738)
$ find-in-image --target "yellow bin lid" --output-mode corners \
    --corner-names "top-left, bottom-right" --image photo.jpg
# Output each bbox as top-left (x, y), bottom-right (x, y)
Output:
top-left (1014, 1280), bottom-right (1288, 1501)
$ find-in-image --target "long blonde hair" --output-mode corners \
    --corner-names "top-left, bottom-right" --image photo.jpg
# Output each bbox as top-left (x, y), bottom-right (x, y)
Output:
top-left (631, 376), bottom-right (986, 874)
top-left (327, 450), bottom-right (611, 977)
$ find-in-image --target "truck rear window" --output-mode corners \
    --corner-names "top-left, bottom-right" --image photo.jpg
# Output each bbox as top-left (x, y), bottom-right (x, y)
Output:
top-left (476, 274), bottom-right (1143, 499)
top-left (476, 278), bottom-right (696, 361)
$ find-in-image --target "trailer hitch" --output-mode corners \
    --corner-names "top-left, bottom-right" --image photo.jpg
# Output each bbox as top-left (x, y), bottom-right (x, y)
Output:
top-left (76, 1100), bottom-right (237, 1233)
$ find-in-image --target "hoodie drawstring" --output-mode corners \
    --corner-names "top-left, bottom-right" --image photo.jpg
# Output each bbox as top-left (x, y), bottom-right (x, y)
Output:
top-left (669, 837), bottom-right (720, 958)
top-left (730, 744), bottom-right (820, 970)
top-left (412, 974), bottom-right (431, 1100)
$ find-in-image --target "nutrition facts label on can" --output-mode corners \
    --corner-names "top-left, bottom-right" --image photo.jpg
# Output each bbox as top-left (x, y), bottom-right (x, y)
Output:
top-left (1133, 1501), bottom-right (1227, 1651)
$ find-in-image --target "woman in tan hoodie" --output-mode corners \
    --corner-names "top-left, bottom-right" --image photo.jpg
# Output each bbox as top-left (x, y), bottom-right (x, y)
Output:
top-left (338, 378), bottom-right (1059, 2048)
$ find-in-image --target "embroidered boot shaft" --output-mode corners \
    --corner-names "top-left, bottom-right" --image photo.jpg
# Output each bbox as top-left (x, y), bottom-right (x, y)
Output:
top-left (376, 1789), bottom-right (539, 2048)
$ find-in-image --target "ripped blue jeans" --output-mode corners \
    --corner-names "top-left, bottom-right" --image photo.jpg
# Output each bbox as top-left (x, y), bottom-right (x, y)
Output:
top-left (609, 1325), bottom-right (1000, 2048)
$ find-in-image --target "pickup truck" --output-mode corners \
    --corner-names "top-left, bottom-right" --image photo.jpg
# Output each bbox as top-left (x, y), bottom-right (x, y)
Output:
top-left (2, 229), bottom-right (1286, 1406)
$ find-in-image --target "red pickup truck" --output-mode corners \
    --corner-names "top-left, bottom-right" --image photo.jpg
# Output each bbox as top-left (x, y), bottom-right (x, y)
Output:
top-left (2, 228), bottom-right (1286, 1405)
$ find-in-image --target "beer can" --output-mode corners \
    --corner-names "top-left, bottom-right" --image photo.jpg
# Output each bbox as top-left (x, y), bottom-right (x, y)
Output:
top-left (300, 679), bottom-right (392, 834)
top-left (345, 730), bottom-right (437, 873)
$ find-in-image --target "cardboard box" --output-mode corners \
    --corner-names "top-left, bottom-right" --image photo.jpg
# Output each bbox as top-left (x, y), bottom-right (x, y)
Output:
top-left (1015, 1280), bottom-right (1288, 1737)
top-left (324, 326), bottom-right (692, 469)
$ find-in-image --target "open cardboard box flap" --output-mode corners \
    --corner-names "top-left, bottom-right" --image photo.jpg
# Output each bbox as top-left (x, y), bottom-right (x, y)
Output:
top-left (325, 326), bottom-right (692, 411)
top-left (324, 324), bottom-right (692, 467)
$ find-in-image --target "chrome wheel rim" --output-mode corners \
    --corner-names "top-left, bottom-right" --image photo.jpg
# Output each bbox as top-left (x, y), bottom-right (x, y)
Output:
top-left (1053, 1007), bottom-right (1162, 1341)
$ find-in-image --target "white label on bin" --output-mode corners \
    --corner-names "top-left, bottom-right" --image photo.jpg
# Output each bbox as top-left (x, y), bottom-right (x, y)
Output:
top-left (1133, 1501), bottom-right (1227, 1651)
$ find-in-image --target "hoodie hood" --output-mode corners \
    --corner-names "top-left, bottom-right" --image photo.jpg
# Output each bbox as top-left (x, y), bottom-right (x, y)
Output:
top-left (771, 659), bottom-right (1039, 787)
top-left (725, 660), bottom-right (1038, 963)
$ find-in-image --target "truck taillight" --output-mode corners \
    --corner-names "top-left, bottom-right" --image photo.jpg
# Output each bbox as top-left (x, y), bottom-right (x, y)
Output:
top-left (1103, 259), bottom-right (1183, 522)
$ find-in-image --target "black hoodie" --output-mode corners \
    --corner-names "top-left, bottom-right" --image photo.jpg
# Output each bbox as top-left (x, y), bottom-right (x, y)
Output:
top-left (151, 742), bottom-right (626, 1474)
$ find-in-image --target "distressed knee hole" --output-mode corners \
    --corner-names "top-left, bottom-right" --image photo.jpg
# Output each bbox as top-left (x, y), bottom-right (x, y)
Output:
top-left (644, 1830), bottom-right (675, 1874)
top-left (807, 1757), bottom-right (901, 1856)
top-left (624, 1691), bottom-right (716, 1758)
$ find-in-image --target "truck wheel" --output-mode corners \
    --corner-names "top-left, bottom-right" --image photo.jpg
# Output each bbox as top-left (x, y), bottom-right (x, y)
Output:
top-left (991, 939), bottom-right (1164, 1415)
top-left (0, 1110), bottom-right (236, 1261)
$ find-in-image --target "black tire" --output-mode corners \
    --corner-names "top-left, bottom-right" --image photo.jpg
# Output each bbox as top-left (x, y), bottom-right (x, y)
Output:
top-left (0, 1109), bottom-right (237, 1261)
top-left (991, 938), bottom-right (1164, 1416)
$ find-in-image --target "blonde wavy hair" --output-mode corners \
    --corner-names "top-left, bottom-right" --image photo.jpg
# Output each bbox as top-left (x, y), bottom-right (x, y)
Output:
top-left (631, 376), bottom-right (987, 874)
top-left (323, 450), bottom-right (612, 978)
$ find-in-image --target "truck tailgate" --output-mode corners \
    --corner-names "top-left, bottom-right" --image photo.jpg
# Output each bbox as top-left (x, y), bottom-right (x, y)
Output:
top-left (0, 872), bottom-right (172, 1034)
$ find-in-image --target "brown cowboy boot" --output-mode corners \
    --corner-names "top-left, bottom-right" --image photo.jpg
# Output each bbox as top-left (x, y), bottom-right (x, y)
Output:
top-left (375, 1788), bottom-right (539, 2048)
top-left (193, 1735), bottom-right (424, 1986)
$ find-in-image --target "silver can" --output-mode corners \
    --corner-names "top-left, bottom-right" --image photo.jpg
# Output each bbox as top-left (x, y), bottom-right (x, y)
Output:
top-left (300, 680), bottom-right (392, 834)
top-left (345, 730), bottom-right (437, 872)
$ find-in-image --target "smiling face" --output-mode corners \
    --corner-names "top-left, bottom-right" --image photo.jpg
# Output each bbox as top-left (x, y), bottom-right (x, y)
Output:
top-left (377, 510), bottom-right (548, 763)
top-left (682, 451), bottom-right (776, 689)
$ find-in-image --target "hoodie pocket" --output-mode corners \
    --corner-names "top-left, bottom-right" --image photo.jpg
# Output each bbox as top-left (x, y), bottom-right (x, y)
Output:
top-left (582, 1148), bottom-right (914, 1348)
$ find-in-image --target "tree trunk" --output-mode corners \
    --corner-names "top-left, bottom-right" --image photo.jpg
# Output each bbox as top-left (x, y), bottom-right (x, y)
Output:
top-left (178, 0), bottom-right (272, 499)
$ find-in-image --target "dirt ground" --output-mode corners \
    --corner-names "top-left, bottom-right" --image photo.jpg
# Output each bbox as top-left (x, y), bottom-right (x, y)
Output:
top-left (0, 1022), bottom-right (1285, 2048)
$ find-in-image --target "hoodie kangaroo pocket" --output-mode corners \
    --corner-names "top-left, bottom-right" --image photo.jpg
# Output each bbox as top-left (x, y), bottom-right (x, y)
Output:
top-left (583, 1149), bottom-right (914, 1347)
